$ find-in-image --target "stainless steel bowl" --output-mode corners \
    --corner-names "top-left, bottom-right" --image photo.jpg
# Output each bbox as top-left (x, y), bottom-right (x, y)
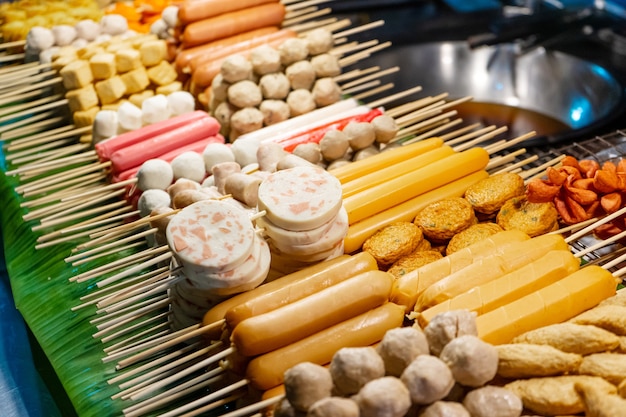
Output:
top-left (370, 41), bottom-right (625, 145)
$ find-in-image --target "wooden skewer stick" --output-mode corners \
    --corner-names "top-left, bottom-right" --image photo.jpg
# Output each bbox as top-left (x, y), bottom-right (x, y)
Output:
top-left (0, 89), bottom-right (43, 111)
top-left (330, 39), bottom-right (377, 58)
top-left (401, 119), bottom-right (464, 145)
top-left (352, 82), bottom-right (394, 101)
top-left (339, 41), bottom-right (392, 67)
top-left (105, 327), bottom-right (172, 362)
top-left (0, 109), bottom-right (60, 135)
top-left (485, 148), bottom-right (527, 170)
top-left (114, 320), bottom-right (226, 369)
top-left (93, 309), bottom-right (171, 343)
top-left (206, 395), bottom-right (285, 417)
top-left (333, 66), bottom-right (380, 84)
top-left (443, 124), bottom-right (494, 145)
top-left (283, 7), bottom-right (332, 27)
top-left (574, 228), bottom-right (626, 259)
top-left (31, 188), bottom-right (126, 223)
top-left (21, 180), bottom-right (91, 209)
top-left (0, 75), bottom-right (62, 99)
top-left (394, 111), bottom-right (458, 141)
top-left (340, 66), bottom-right (399, 89)
top-left (284, 6), bottom-right (317, 20)
top-left (5, 123), bottom-right (77, 147)
top-left (77, 266), bottom-right (169, 305)
top-left (34, 221), bottom-right (125, 250)
top-left (73, 223), bottom-right (143, 252)
top-left (16, 161), bottom-right (109, 194)
top-left (289, 16), bottom-right (339, 33)
top-left (96, 270), bottom-right (177, 311)
top-left (0, 98), bottom-right (68, 125)
top-left (386, 93), bottom-right (448, 119)
top-left (600, 250), bottom-right (626, 271)
top-left (5, 150), bottom-right (97, 176)
top-left (452, 126), bottom-right (508, 152)
top-left (0, 39), bottom-right (26, 49)
top-left (69, 235), bottom-right (144, 266)
top-left (95, 294), bottom-right (172, 330)
top-left (367, 85), bottom-right (423, 109)
top-left (486, 131), bottom-right (536, 154)
top-left (22, 171), bottom-right (105, 200)
top-left (548, 217), bottom-right (598, 236)
top-left (565, 206), bottom-right (626, 243)
top-left (521, 155), bottom-right (565, 181)
top-left (333, 19), bottom-right (385, 39)
top-left (286, 0), bottom-right (334, 11)
top-left (6, 125), bottom-right (91, 152)
top-left (34, 198), bottom-right (131, 234)
top-left (96, 250), bottom-right (171, 289)
top-left (490, 155), bottom-right (539, 175)
top-left (89, 208), bottom-right (180, 239)
top-left (342, 79), bottom-right (381, 96)
top-left (67, 226), bottom-right (156, 261)
top-left (32, 200), bottom-right (128, 232)
top-left (0, 52), bottom-right (26, 64)
top-left (9, 141), bottom-right (90, 166)
top-left (177, 393), bottom-right (249, 417)
top-left (0, 92), bottom-right (63, 119)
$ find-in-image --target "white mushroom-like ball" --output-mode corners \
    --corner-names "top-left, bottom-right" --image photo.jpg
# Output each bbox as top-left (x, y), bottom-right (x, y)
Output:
top-left (167, 91), bottom-right (195, 116)
top-left (92, 110), bottom-right (119, 143)
top-left (170, 151), bottom-right (206, 183)
top-left (138, 189), bottom-right (171, 217)
top-left (312, 77), bottom-right (342, 107)
top-left (211, 73), bottom-right (230, 102)
top-left (26, 27), bottom-right (55, 52)
top-left (285, 60), bottom-right (316, 90)
top-left (161, 5), bottom-right (180, 28)
top-left (462, 386), bottom-right (523, 417)
top-left (74, 19), bottom-right (101, 41)
top-left (424, 310), bottom-right (478, 356)
top-left (52, 25), bottom-right (78, 46)
top-left (137, 159), bottom-right (174, 191)
top-left (259, 72), bottom-right (291, 100)
top-left (286, 89), bottom-right (316, 117)
top-left (230, 107), bottom-right (264, 136)
top-left (202, 142), bottom-right (236, 173)
top-left (142, 94), bottom-right (171, 125)
top-left (100, 14), bottom-right (129, 36)
top-left (419, 401), bottom-right (471, 417)
top-left (117, 101), bottom-right (143, 132)
top-left (310, 53), bottom-right (341, 78)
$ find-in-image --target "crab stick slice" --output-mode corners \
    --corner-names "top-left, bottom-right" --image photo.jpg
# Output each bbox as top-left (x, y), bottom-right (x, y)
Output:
top-left (417, 249), bottom-right (581, 327)
top-left (415, 233), bottom-right (570, 312)
top-left (245, 302), bottom-right (405, 391)
top-left (343, 147), bottom-right (490, 225)
top-left (476, 265), bottom-right (618, 345)
top-left (391, 229), bottom-right (530, 312)
top-left (231, 270), bottom-right (393, 357)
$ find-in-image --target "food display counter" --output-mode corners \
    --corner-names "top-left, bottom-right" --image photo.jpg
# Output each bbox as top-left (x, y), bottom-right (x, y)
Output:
top-left (2, 1), bottom-right (626, 416)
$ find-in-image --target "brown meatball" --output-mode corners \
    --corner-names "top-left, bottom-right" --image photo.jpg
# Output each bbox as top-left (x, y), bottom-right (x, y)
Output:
top-left (259, 72), bottom-right (290, 100)
top-left (401, 355), bottom-right (455, 405)
top-left (362, 221), bottom-right (423, 268)
top-left (286, 89), bottom-right (316, 116)
top-left (445, 222), bottom-right (503, 255)
top-left (284, 362), bottom-right (333, 412)
top-left (227, 80), bottom-right (262, 108)
top-left (414, 197), bottom-right (477, 242)
top-left (249, 44), bottom-right (282, 75)
top-left (312, 77), bottom-right (342, 107)
top-left (419, 401), bottom-right (470, 417)
top-left (307, 397), bottom-right (359, 417)
top-left (310, 53), bottom-right (341, 78)
top-left (229, 107), bottom-right (264, 135)
top-left (423, 310), bottom-right (478, 357)
top-left (462, 386), bottom-right (523, 417)
top-left (279, 37), bottom-right (309, 65)
top-left (371, 114), bottom-right (399, 144)
top-left (354, 377), bottom-right (412, 417)
top-left (220, 54), bottom-right (253, 83)
top-left (285, 60), bottom-right (316, 90)
top-left (260, 99), bottom-right (290, 126)
top-left (330, 347), bottom-right (385, 396)
top-left (440, 335), bottom-right (499, 387)
top-left (376, 327), bottom-right (430, 377)
top-left (464, 172), bottom-right (525, 215)
top-left (343, 120), bottom-right (376, 151)
top-left (319, 129), bottom-right (349, 161)
top-left (496, 196), bottom-right (559, 237)
top-left (305, 28), bottom-right (334, 55)
top-left (387, 250), bottom-right (443, 280)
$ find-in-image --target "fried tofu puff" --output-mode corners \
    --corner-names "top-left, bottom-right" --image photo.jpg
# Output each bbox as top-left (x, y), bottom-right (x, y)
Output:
top-left (496, 196), bottom-right (559, 237)
top-left (362, 222), bottom-right (423, 268)
top-left (445, 222), bottom-right (503, 255)
top-left (504, 375), bottom-right (617, 416)
top-left (512, 323), bottom-right (621, 356)
top-left (414, 198), bottom-right (477, 243)
top-left (578, 353), bottom-right (626, 385)
top-left (464, 172), bottom-right (525, 216)
top-left (495, 343), bottom-right (582, 379)
top-left (575, 381), bottom-right (626, 417)
top-left (387, 250), bottom-right (443, 280)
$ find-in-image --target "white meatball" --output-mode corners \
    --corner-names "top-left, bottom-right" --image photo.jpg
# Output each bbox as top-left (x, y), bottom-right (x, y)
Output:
top-left (293, 143), bottom-right (321, 165)
top-left (250, 44), bottom-right (282, 75)
top-left (230, 136), bottom-right (261, 167)
top-left (279, 37), bottom-right (309, 65)
top-left (167, 91), bottom-right (195, 116)
top-left (307, 397), bottom-right (359, 417)
top-left (312, 77), bottom-right (342, 107)
top-left (100, 14), bottom-right (129, 36)
top-left (285, 60), bottom-right (316, 90)
top-left (170, 151), bottom-right (206, 183)
top-left (305, 28), bottom-right (334, 56)
top-left (372, 114), bottom-right (399, 144)
top-left (138, 189), bottom-right (171, 217)
top-left (230, 107), bottom-right (264, 136)
top-left (26, 27), bottom-right (55, 52)
top-left (161, 5), bottom-right (179, 28)
top-left (343, 121), bottom-right (376, 151)
top-left (137, 159), bottom-right (174, 191)
top-left (142, 94), bottom-right (171, 125)
top-left (211, 73), bottom-right (231, 102)
top-left (260, 99), bottom-right (290, 126)
top-left (227, 80), bottom-right (262, 108)
top-left (221, 54), bottom-right (253, 84)
top-left (92, 110), bottom-right (119, 143)
top-left (52, 25), bottom-right (77, 46)
top-left (150, 19), bottom-right (169, 39)
top-left (117, 101), bottom-right (143, 132)
top-left (286, 89), bottom-right (316, 117)
top-left (259, 72), bottom-right (290, 100)
top-left (310, 54), bottom-right (341, 78)
top-left (319, 129), bottom-right (349, 161)
top-left (203, 142), bottom-right (236, 173)
top-left (74, 19), bottom-right (100, 41)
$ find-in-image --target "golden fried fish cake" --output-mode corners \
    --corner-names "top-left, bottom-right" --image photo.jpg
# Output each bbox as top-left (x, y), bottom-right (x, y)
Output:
top-left (505, 375), bottom-right (617, 416)
top-left (414, 237), bottom-right (432, 252)
top-left (512, 323), bottom-right (621, 356)
top-left (465, 172), bottom-right (526, 215)
top-left (496, 196), bottom-right (559, 237)
top-left (362, 221), bottom-right (423, 268)
top-left (578, 353), bottom-right (626, 385)
top-left (496, 343), bottom-right (582, 379)
top-left (445, 222), bottom-right (503, 255)
top-left (414, 197), bottom-right (476, 242)
top-left (387, 250), bottom-right (443, 280)
top-left (570, 305), bottom-right (626, 336)
top-left (575, 381), bottom-right (626, 417)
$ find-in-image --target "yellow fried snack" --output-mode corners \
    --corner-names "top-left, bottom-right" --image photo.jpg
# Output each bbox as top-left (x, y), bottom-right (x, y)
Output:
top-left (575, 381), bottom-right (626, 417)
top-left (496, 343), bottom-right (582, 379)
top-left (578, 353), bottom-right (626, 385)
top-left (618, 379), bottom-right (626, 398)
top-left (414, 197), bottom-right (477, 242)
top-left (387, 250), bottom-right (443, 280)
top-left (512, 323), bottom-right (621, 355)
top-left (445, 222), bottom-right (503, 255)
top-left (362, 222), bottom-right (423, 268)
top-left (464, 172), bottom-right (525, 215)
top-left (496, 196), bottom-right (559, 237)
top-left (570, 305), bottom-right (626, 336)
top-left (505, 375), bottom-right (617, 416)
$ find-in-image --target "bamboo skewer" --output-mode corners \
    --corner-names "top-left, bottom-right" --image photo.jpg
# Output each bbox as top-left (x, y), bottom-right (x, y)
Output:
top-left (352, 82), bottom-right (394, 101)
top-left (282, 7), bottom-right (332, 27)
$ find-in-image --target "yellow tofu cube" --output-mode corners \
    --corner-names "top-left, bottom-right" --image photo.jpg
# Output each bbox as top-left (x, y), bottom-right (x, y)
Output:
top-left (120, 67), bottom-right (150, 94)
top-left (128, 90), bottom-right (154, 108)
top-left (146, 60), bottom-right (178, 86)
top-left (73, 106), bottom-right (100, 127)
top-left (155, 81), bottom-right (183, 96)
top-left (59, 60), bottom-right (93, 90)
top-left (139, 39), bottom-right (167, 67)
top-left (95, 76), bottom-right (127, 104)
top-left (89, 53), bottom-right (117, 80)
top-left (79, 45), bottom-right (106, 60)
top-left (65, 84), bottom-right (99, 113)
top-left (101, 99), bottom-right (129, 111)
top-left (115, 48), bottom-right (142, 73)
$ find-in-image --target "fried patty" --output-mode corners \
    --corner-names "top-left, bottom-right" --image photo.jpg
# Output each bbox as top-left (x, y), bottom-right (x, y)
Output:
top-left (445, 222), bottom-right (503, 255)
top-left (465, 172), bottom-right (525, 215)
top-left (387, 250), bottom-right (443, 280)
top-left (414, 197), bottom-right (477, 242)
top-left (362, 221), bottom-right (423, 267)
top-left (496, 196), bottom-right (559, 237)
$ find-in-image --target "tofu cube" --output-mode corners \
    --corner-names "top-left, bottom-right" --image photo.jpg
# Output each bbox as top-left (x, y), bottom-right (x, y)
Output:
top-left (139, 39), bottom-right (167, 67)
top-left (146, 60), bottom-right (177, 86)
top-left (115, 48), bottom-right (142, 73)
top-left (128, 90), bottom-right (154, 108)
top-left (73, 106), bottom-right (100, 127)
top-left (89, 52), bottom-right (117, 80)
top-left (95, 75), bottom-right (127, 104)
top-left (155, 81), bottom-right (182, 96)
top-left (65, 84), bottom-right (99, 112)
top-left (120, 67), bottom-right (150, 94)
top-left (59, 60), bottom-right (93, 90)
